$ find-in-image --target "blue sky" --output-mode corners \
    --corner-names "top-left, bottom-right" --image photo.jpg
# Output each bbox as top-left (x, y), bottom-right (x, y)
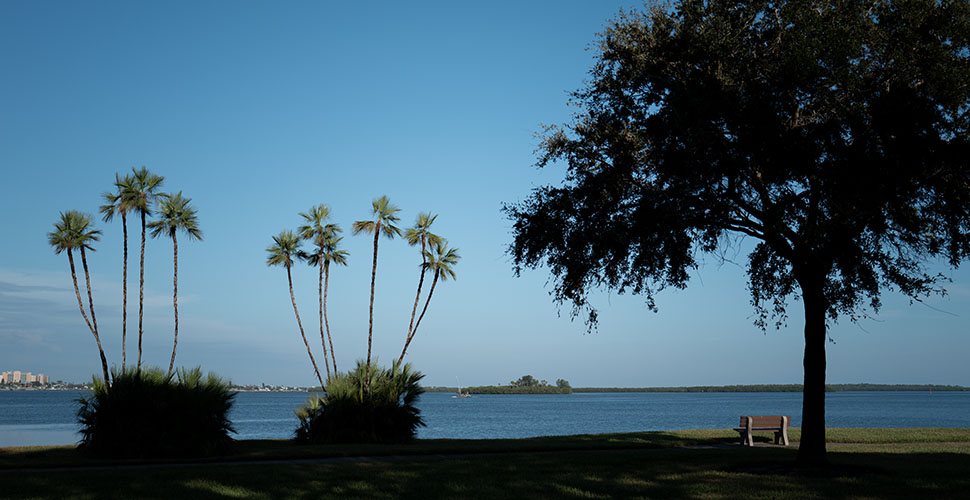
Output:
top-left (2, 0), bottom-right (968, 387)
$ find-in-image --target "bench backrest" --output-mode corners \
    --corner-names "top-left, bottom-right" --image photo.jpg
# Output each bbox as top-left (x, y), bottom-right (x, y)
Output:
top-left (739, 415), bottom-right (790, 428)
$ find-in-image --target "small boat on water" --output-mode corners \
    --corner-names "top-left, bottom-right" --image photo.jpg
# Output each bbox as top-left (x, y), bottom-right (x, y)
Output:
top-left (453, 377), bottom-right (471, 398)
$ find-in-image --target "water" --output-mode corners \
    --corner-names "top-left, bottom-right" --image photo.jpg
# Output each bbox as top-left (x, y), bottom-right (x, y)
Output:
top-left (1, 390), bottom-right (967, 447)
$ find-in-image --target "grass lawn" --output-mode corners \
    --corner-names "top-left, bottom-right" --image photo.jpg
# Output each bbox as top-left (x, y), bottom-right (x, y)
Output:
top-left (2, 428), bottom-right (969, 499)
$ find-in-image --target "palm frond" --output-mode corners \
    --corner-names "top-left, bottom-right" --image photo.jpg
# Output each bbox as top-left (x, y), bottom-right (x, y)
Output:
top-left (49, 211), bottom-right (101, 254)
top-left (148, 191), bottom-right (202, 241)
top-left (128, 166), bottom-right (165, 216)
top-left (266, 230), bottom-right (301, 267)
top-left (352, 220), bottom-right (375, 235)
top-left (404, 212), bottom-right (442, 247)
top-left (368, 195), bottom-right (403, 239)
top-left (425, 240), bottom-right (460, 281)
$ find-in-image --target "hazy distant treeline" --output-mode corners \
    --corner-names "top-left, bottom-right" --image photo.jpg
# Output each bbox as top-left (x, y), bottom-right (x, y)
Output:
top-left (425, 385), bottom-right (576, 394)
top-left (570, 384), bottom-right (968, 393)
top-left (464, 385), bottom-right (573, 394)
top-left (425, 385), bottom-right (573, 394)
top-left (425, 383), bottom-right (967, 394)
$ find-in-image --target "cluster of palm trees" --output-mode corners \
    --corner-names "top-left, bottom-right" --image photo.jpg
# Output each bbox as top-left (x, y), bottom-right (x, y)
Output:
top-left (267, 195), bottom-right (460, 394)
top-left (48, 167), bottom-right (202, 386)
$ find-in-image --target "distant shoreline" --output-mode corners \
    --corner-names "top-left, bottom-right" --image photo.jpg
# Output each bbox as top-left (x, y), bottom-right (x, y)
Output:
top-left (425, 383), bottom-right (969, 394)
top-left (4, 383), bottom-right (967, 393)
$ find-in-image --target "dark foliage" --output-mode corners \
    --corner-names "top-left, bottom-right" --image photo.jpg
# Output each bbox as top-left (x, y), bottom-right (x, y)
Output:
top-left (506, 0), bottom-right (970, 464)
top-left (77, 367), bottom-right (235, 458)
top-left (464, 385), bottom-right (572, 395)
top-left (295, 361), bottom-right (425, 444)
top-left (464, 375), bottom-right (573, 394)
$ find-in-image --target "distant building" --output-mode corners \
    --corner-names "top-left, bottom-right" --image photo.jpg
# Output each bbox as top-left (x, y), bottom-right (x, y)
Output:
top-left (0, 370), bottom-right (51, 385)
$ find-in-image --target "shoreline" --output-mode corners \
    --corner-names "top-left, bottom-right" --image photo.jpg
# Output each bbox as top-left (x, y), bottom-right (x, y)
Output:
top-left (5, 383), bottom-right (968, 393)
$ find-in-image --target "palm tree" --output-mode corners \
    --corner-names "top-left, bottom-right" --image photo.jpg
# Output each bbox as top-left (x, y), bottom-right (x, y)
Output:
top-left (319, 234), bottom-right (348, 376)
top-left (99, 172), bottom-right (136, 371)
top-left (48, 211), bottom-right (110, 386)
top-left (402, 212), bottom-right (442, 358)
top-left (129, 166), bottom-right (165, 369)
top-left (352, 195), bottom-right (402, 394)
top-left (298, 205), bottom-right (345, 380)
top-left (400, 240), bottom-right (460, 362)
top-left (266, 230), bottom-right (325, 389)
top-left (148, 192), bottom-right (203, 374)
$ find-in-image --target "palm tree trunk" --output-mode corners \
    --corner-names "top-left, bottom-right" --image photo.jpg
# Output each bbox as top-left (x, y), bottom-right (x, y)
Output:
top-left (67, 250), bottom-right (96, 339)
top-left (365, 223), bottom-right (380, 395)
top-left (288, 265), bottom-right (324, 389)
top-left (168, 233), bottom-right (179, 374)
top-left (404, 238), bottom-right (428, 359)
top-left (80, 248), bottom-right (111, 387)
top-left (401, 273), bottom-right (438, 362)
top-left (138, 209), bottom-right (146, 370)
top-left (318, 257), bottom-right (331, 380)
top-left (324, 262), bottom-right (337, 376)
top-left (121, 212), bottom-right (128, 372)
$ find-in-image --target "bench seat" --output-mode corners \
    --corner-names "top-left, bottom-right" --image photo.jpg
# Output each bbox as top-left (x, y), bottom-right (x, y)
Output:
top-left (733, 415), bottom-right (790, 446)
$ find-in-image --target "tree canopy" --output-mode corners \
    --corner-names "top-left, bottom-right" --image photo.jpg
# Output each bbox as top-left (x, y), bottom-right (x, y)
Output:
top-left (506, 0), bottom-right (970, 465)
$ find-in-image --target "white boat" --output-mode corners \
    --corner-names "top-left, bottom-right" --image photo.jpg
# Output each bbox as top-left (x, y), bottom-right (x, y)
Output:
top-left (453, 377), bottom-right (471, 398)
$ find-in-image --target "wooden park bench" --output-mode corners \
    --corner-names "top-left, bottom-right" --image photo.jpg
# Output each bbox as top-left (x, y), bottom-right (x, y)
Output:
top-left (734, 415), bottom-right (791, 446)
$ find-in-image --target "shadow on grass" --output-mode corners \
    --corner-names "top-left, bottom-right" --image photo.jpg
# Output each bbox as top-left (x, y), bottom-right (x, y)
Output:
top-left (4, 446), bottom-right (970, 499)
top-left (0, 430), bottom-right (740, 470)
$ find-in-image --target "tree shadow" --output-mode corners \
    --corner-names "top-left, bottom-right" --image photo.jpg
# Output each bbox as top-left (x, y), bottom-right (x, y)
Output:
top-left (3, 446), bottom-right (969, 499)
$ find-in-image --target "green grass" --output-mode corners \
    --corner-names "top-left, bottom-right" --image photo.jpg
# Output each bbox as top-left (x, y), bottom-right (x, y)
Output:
top-left (0, 429), bottom-right (730, 469)
top-left (2, 428), bottom-right (969, 499)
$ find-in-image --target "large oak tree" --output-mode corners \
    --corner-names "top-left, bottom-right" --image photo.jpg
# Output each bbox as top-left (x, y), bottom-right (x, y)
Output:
top-left (506, 0), bottom-right (970, 465)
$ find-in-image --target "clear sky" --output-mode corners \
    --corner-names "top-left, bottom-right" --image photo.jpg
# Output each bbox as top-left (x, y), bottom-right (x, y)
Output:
top-left (2, 0), bottom-right (968, 388)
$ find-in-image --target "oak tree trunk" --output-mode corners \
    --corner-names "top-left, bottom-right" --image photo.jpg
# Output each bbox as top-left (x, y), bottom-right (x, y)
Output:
top-left (796, 272), bottom-right (828, 466)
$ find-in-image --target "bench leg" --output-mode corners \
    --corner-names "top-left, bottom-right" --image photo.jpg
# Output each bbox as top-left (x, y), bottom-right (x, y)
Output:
top-left (772, 431), bottom-right (791, 445)
top-left (737, 431), bottom-right (750, 446)
top-left (745, 430), bottom-right (753, 447)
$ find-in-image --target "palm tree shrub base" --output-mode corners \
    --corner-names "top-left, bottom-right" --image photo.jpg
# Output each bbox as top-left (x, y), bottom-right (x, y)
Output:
top-left (295, 361), bottom-right (425, 445)
top-left (77, 367), bottom-right (235, 458)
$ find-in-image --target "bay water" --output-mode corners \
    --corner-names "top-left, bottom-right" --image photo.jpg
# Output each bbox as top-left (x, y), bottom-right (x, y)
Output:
top-left (1, 390), bottom-right (967, 447)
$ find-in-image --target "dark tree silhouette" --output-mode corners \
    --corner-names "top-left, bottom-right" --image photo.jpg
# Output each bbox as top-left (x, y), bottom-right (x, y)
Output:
top-left (506, 0), bottom-right (970, 466)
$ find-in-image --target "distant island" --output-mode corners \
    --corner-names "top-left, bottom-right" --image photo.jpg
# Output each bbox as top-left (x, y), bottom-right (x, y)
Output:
top-left (426, 383), bottom-right (968, 394)
top-left (428, 375), bottom-right (574, 394)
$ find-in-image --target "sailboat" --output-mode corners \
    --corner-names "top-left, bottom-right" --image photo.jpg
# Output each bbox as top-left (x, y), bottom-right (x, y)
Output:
top-left (453, 377), bottom-right (471, 398)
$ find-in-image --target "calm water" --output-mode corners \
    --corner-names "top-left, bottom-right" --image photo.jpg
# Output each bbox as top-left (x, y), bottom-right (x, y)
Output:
top-left (1, 390), bottom-right (967, 447)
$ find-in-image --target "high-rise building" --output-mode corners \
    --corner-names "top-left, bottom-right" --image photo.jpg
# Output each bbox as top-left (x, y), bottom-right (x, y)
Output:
top-left (0, 370), bottom-right (50, 384)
